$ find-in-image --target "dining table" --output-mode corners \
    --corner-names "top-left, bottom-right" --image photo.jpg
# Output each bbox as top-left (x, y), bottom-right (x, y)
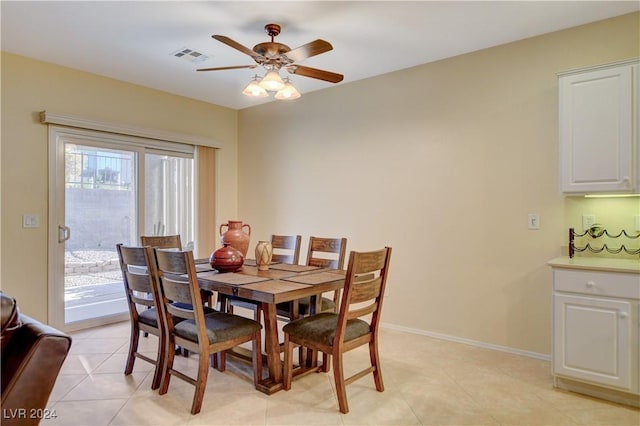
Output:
top-left (195, 259), bottom-right (345, 395)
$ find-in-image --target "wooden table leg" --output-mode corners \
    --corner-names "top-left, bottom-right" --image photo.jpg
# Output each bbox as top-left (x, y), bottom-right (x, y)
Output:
top-left (263, 303), bottom-right (281, 383)
top-left (254, 302), bottom-right (284, 394)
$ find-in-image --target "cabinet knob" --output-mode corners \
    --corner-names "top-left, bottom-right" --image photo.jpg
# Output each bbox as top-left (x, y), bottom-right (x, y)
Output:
top-left (586, 281), bottom-right (595, 288)
top-left (620, 312), bottom-right (628, 319)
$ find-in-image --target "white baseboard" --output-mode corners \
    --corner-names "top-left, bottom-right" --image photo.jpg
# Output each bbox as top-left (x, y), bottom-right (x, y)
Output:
top-left (380, 322), bottom-right (551, 361)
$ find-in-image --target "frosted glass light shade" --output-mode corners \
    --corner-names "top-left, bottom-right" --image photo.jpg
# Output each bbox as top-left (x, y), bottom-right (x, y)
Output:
top-left (274, 79), bottom-right (301, 100)
top-left (259, 70), bottom-right (285, 91)
top-left (242, 76), bottom-right (268, 97)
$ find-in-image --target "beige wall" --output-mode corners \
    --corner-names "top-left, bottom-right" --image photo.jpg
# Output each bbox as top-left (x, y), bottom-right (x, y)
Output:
top-left (1, 12), bottom-right (637, 355)
top-left (238, 13), bottom-right (640, 356)
top-left (0, 53), bottom-right (239, 321)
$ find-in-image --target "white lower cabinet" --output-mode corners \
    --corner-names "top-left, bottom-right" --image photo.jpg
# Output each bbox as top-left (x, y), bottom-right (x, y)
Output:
top-left (554, 293), bottom-right (633, 390)
top-left (552, 266), bottom-right (640, 405)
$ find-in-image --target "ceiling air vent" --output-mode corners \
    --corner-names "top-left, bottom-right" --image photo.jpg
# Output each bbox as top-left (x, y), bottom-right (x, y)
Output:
top-left (170, 48), bottom-right (210, 63)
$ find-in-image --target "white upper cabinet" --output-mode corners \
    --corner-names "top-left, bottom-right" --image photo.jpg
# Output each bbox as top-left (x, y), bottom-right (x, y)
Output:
top-left (559, 59), bottom-right (639, 194)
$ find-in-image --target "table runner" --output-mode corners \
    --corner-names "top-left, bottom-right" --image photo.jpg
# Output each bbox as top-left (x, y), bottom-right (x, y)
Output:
top-left (195, 263), bottom-right (215, 272)
top-left (283, 271), bottom-right (345, 285)
top-left (269, 264), bottom-right (322, 273)
top-left (198, 271), bottom-right (271, 285)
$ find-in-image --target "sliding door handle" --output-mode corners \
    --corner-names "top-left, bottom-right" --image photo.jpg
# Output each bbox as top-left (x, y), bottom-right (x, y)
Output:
top-left (58, 225), bottom-right (71, 243)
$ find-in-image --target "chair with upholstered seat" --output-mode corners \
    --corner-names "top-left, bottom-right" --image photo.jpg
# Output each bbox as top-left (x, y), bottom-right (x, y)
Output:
top-left (282, 247), bottom-right (392, 414)
top-left (116, 244), bottom-right (165, 390)
top-left (154, 248), bottom-right (262, 415)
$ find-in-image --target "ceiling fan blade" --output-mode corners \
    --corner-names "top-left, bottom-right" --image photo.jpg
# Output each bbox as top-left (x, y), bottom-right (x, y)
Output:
top-left (284, 39), bottom-right (333, 63)
top-left (286, 65), bottom-right (344, 83)
top-left (197, 65), bottom-right (258, 72)
top-left (212, 35), bottom-right (261, 58)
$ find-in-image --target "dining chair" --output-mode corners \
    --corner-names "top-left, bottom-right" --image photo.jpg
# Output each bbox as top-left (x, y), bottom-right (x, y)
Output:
top-left (282, 247), bottom-right (392, 414)
top-left (116, 244), bottom-right (165, 390)
top-left (154, 248), bottom-right (262, 415)
top-left (277, 236), bottom-right (347, 320)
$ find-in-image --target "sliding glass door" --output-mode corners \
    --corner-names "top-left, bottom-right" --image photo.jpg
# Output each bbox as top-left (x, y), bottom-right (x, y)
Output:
top-left (49, 127), bottom-right (194, 330)
top-left (63, 143), bottom-right (137, 325)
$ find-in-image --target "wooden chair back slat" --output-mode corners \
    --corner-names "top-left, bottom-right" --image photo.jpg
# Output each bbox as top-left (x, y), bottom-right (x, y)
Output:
top-left (349, 276), bottom-right (382, 304)
top-left (155, 249), bottom-right (189, 275)
top-left (307, 257), bottom-right (339, 269)
top-left (271, 234), bottom-right (302, 264)
top-left (125, 272), bottom-right (154, 294)
top-left (119, 245), bottom-right (149, 267)
top-left (306, 237), bottom-right (347, 270)
top-left (141, 235), bottom-right (183, 250)
top-left (346, 302), bottom-right (378, 320)
top-left (161, 279), bottom-right (195, 312)
top-left (166, 302), bottom-right (196, 321)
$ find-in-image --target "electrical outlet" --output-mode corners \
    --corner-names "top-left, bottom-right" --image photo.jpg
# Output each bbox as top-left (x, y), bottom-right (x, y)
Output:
top-left (582, 214), bottom-right (596, 231)
top-left (528, 213), bottom-right (540, 230)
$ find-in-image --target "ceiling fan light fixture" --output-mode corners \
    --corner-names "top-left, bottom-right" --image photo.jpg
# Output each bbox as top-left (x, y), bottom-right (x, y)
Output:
top-left (242, 75), bottom-right (268, 97)
top-left (259, 70), bottom-right (285, 91)
top-left (274, 77), bottom-right (301, 100)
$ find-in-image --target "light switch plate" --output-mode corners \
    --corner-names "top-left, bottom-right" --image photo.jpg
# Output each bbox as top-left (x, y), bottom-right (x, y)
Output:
top-left (528, 213), bottom-right (540, 230)
top-left (22, 214), bottom-right (39, 228)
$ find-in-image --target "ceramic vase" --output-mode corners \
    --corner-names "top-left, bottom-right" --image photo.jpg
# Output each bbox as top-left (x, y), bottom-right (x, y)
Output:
top-left (219, 220), bottom-right (251, 257)
top-left (209, 243), bottom-right (244, 273)
top-left (255, 241), bottom-right (273, 271)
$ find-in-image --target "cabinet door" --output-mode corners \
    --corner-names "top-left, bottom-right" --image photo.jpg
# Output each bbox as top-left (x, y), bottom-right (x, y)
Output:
top-left (559, 65), bottom-right (634, 193)
top-left (554, 293), bottom-right (633, 390)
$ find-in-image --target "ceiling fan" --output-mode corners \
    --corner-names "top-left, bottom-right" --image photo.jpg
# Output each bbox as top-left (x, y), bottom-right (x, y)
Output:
top-left (197, 23), bottom-right (344, 84)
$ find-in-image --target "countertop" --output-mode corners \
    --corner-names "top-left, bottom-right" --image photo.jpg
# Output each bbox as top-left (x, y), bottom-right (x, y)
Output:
top-left (548, 256), bottom-right (640, 274)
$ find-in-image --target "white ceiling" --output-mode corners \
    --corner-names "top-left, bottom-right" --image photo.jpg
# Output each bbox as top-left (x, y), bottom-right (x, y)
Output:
top-left (2, 1), bottom-right (638, 110)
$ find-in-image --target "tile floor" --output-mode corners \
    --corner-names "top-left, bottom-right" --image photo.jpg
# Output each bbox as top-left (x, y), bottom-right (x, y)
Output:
top-left (41, 320), bottom-right (639, 425)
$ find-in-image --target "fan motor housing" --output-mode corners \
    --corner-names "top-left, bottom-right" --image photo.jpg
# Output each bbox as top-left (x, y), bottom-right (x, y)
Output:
top-left (253, 42), bottom-right (291, 58)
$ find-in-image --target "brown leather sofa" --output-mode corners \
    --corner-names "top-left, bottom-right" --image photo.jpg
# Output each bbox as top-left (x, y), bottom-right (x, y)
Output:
top-left (1, 292), bottom-right (72, 426)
